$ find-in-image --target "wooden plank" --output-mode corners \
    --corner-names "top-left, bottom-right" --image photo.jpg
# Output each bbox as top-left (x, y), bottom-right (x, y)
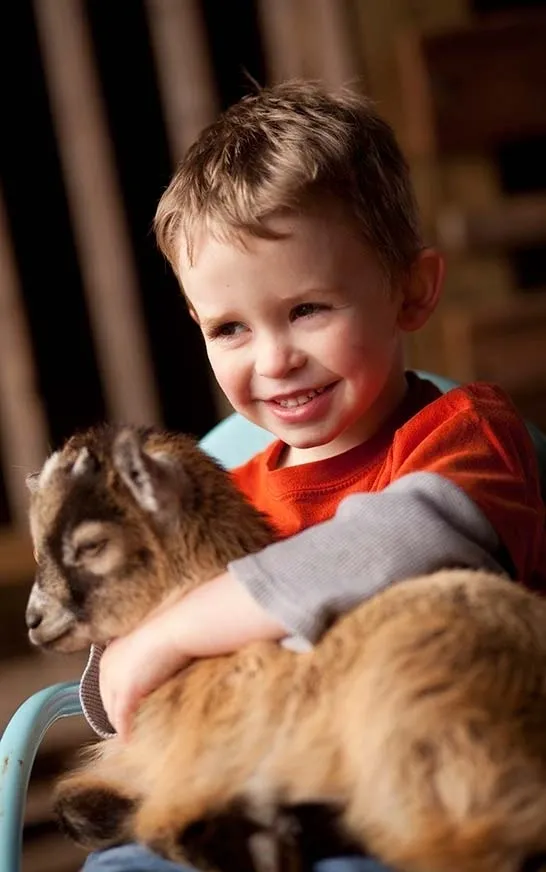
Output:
top-left (0, 189), bottom-right (49, 526)
top-left (354, 0), bottom-right (470, 136)
top-left (144, 0), bottom-right (218, 158)
top-left (393, 8), bottom-right (524, 299)
top-left (143, 0), bottom-right (232, 422)
top-left (436, 194), bottom-right (546, 252)
top-left (356, 0), bottom-right (471, 258)
top-left (299, 0), bottom-right (358, 88)
top-left (0, 527), bottom-right (34, 587)
top-left (257, 0), bottom-right (305, 82)
top-left (259, 0), bottom-right (357, 88)
top-left (33, 0), bottom-right (161, 428)
top-left (440, 293), bottom-right (546, 391)
top-left (400, 11), bottom-right (546, 155)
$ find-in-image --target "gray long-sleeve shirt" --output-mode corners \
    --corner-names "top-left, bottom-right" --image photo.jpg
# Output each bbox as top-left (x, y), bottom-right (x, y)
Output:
top-left (230, 471), bottom-right (505, 643)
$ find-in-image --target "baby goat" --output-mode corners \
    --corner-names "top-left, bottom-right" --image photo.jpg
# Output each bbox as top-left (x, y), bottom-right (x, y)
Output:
top-left (25, 424), bottom-right (546, 872)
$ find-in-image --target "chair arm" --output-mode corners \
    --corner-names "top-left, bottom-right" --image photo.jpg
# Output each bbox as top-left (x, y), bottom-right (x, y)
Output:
top-left (0, 681), bottom-right (82, 872)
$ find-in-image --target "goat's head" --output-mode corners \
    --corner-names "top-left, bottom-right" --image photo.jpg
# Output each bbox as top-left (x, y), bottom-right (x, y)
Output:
top-left (24, 424), bottom-right (261, 651)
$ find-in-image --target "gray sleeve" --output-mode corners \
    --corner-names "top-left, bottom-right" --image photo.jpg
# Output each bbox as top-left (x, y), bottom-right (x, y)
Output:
top-left (229, 472), bottom-right (506, 643)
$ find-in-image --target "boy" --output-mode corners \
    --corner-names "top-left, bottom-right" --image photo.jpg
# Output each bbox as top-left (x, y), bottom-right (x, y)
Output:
top-left (81, 81), bottom-right (546, 872)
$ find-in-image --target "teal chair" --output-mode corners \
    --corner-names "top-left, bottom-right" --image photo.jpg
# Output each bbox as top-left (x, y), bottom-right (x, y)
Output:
top-left (1, 372), bottom-right (546, 872)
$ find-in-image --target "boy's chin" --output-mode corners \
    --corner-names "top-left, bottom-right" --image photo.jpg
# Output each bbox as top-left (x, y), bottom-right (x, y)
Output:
top-left (281, 420), bottom-right (374, 461)
top-left (272, 426), bottom-right (332, 450)
top-left (278, 430), bottom-right (348, 464)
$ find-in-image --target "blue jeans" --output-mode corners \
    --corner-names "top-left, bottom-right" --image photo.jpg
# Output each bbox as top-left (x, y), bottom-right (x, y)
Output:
top-left (82, 844), bottom-right (393, 872)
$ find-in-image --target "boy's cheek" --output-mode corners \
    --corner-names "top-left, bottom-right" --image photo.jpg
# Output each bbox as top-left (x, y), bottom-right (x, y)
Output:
top-left (207, 357), bottom-right (240, 401)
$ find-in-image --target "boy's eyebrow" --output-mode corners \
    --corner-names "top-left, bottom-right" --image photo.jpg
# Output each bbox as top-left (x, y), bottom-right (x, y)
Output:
top-left (197, 313), bottom-right (239, 330)
top-left (285, 286), bottom-right (345, 305)
top-left (276, 285), bottom-right (341, 302)
top-left (196, 287), bottom-right (343, 328)
top-left (194, 314), bottom-right (214, 329)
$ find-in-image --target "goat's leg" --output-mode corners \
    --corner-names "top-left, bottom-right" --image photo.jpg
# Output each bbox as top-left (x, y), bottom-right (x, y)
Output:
top-left (54, 769), bottom-right (138, 850)
top-left (134, 786), bottom-right (251, 867)
top-left (136, 793), bottom-right (304, 872)
top-left (53, 739), bottom-right (141, 850)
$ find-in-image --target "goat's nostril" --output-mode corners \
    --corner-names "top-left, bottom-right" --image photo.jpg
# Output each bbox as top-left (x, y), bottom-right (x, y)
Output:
top-left (26, 609), bottom-right (43, 630)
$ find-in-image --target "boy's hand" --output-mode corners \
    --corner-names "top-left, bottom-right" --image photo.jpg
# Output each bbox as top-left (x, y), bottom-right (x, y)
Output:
top-left (99, 570), bottom-right (286, 740)
top-left (99, 592), bottom-right (190, 740)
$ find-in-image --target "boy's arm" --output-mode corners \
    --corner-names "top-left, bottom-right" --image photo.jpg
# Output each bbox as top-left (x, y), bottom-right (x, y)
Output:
top-left (229, 471), bottom-right (505, 643)
top-left (230, 391), bottom-right (545, 644)
top-left (89, 575), bottom-right (285, 739)
top-left (82, 470), bottom-right (502, 738)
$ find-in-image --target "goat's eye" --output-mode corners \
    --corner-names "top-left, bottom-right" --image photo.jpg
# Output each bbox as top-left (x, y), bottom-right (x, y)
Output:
top-left (75, 539), bottom-right (108, 560)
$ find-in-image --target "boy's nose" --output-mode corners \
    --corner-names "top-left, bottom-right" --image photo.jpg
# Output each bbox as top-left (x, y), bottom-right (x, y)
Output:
top-left (255, 337), bottom-right (306, 379)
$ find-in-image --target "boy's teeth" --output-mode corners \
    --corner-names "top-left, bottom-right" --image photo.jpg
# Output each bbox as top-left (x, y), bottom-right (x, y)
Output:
top-left (278, 387), bottom-right (324, 408)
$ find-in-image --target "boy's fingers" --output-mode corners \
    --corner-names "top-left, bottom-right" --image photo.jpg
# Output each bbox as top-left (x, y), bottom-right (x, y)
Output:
top-left (117, 699), bottom-right (137, 742)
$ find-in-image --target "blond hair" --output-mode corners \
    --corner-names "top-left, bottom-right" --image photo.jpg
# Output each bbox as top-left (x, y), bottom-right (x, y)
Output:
top-left (154, 80), bottom-right (422, 278)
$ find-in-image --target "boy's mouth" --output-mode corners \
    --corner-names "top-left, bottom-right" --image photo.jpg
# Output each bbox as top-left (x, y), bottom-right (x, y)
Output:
top-left (265, 382), bottom-right (338, 422)
top-left (274, 387), bottom-right (326, 408)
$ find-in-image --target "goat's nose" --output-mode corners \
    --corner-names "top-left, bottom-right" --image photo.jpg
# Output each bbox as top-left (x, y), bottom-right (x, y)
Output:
top-left (26, 607), bottom-right (43, 630)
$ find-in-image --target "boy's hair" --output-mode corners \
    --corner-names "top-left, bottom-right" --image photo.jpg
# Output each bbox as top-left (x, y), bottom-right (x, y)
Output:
top-left (154, 80), bottom-right (422, 278)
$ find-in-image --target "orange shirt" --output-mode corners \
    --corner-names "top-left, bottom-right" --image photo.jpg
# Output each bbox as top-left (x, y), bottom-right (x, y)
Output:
top-left (232, 373), bottom-right (546, 589)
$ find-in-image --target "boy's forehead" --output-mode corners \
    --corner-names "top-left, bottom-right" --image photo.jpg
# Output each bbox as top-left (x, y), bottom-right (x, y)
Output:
top-left (177, 223), bottom-right (249, 274)
top-left (178, 207), bottom-right (388, 307)
top-left (180, 207), bottom-right (371, 266)
top-left (177, 200), bottom-right (342, 269)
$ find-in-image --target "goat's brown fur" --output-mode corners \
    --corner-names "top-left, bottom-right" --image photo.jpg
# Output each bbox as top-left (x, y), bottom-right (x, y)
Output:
top-left (25, 424), bottom-right (546, 872)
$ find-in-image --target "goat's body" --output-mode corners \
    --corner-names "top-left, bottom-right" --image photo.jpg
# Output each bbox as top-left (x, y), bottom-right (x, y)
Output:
top-left (62, 570), bottom-right (546, 872)
top-left (25, 425), bottom-right (546, 872)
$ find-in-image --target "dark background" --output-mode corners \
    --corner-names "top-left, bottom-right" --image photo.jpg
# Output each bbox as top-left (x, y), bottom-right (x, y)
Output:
top-left (0, 0), bottom-right (268, 446)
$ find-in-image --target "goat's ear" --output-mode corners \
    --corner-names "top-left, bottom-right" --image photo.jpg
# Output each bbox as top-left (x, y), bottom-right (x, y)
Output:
top-left (71, 446), bottom-right (100, 477)
top-left (26, 472), bottom-right (40, 493)
top-left (112, 429), bottom-right (182, 517)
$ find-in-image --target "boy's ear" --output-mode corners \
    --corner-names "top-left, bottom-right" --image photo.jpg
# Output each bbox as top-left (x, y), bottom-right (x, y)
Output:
top-left (187, 302), bottom-right (199, 324)
top-left (397, 248), bottom-right (444, 333)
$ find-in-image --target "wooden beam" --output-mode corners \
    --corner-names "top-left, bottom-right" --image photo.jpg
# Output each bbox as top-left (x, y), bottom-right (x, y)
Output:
top-left (143, 0), bottom-right (233, 420)
top-left (144, 0), bottom-right (218, 159)
top-left (257, 0), bottom-right (306, 82)
top-left (0, 189), bottom-right (49, 527)
top-left (258, 0), bottom-right (357, 87)
top-left (0, 527), bottom-right (35, 587)
top-left (426, 12), bottom-right (546, 153)
top-left (300, 0), bottom-right (358, 88)
top-left (33, 0), bottom-right (161, 427)
top-left (437, 194), bottom-right (546, 252)
top-left (440, 292), bottom-right (546, 392)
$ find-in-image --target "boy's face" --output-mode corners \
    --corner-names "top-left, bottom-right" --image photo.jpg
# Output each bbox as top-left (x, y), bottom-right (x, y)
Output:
top-left (179, 203), bottom-right (418, 465)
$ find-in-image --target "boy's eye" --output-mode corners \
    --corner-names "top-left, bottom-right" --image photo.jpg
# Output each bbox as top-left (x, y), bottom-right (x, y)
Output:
top-left (208, 321), bottom-right (246, 339)
top-left (290, 303), bottom-right (328, 321)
